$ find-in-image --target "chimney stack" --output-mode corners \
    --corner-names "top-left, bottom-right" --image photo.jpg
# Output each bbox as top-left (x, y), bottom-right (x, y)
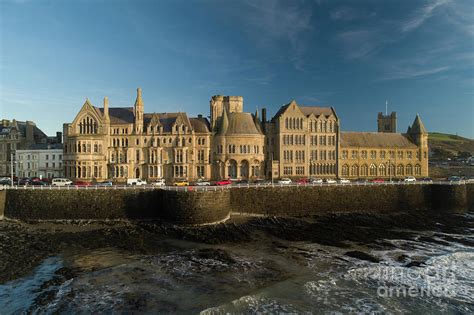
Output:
top-left (262, 108), bottom-right (267, 123)
top-left (56, 131), bottom-right (62, 144)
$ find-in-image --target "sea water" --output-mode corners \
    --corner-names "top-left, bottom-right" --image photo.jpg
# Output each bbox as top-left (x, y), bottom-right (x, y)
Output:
top-left (1, 218), bottom-right (473, 314)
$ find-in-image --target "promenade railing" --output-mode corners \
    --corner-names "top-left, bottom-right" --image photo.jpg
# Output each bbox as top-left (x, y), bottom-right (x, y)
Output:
top-left (0, 179), bottom-right (469, 192)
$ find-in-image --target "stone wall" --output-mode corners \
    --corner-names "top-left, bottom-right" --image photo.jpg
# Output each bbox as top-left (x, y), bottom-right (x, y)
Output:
top-left (4, 188), bottom-right (230, 225)
top-left (2, 184), bottom-right (472, 224)
top-left (0, 190), bottom-right (5, 220)
top-left (229, 184), bottom-right (472, 216)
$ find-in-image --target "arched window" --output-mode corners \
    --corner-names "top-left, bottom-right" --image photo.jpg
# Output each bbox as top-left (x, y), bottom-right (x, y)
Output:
top-left (406, 164), bottom-right (413, 176)
top-left (342, 164), bottom-right (349, 176)
top-left (397, 164), bottom-right (404, 176)
top-left (351, 165), bottom-right (359, 177)
top-left (370, 164), bottom-right (377, 176)
top-left (415, 164), bottom-right (421, 176)
top-left (361, 164), bottom-right (368, 176)
top-left (379, 164), bottom-right (386, 176)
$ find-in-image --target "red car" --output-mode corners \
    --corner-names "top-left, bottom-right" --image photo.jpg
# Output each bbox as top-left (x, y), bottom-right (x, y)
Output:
top-left (216, 179), bottom-right (232, 186)
top-left (297, 178), bottom-right (310, 185)
top-left (371, 178), bottom-right (385, 183)
top-left (74, 181), bottom-right (91, 187)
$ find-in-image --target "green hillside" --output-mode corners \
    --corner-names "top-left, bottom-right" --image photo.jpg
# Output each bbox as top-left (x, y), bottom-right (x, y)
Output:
top-left (429, 132), bottom-right (474, 159)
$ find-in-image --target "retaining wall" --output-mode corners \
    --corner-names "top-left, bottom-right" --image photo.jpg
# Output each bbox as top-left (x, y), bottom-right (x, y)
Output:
top-left (230, 184), bottom-right (471, 216)
top-left (4, 189), bottom-right (230, 225)
top-left (2, 184), bottom-right (472, 224)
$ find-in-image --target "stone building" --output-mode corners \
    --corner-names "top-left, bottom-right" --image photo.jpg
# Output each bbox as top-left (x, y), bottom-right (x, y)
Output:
top-left (339, 115), bottom-right (428, 179)
top-left (16, 143), bottom-right (64, 179)
top-left (0, 119), bottom-right (48, 176)
top-left (210, 96), bottom-right (265, 180)
top-left (63, 88), bottom-right (428, 182)
top-left (63, 88), bottom-right (212, 183)
top-left (264, 100), bottom-right (340, 179)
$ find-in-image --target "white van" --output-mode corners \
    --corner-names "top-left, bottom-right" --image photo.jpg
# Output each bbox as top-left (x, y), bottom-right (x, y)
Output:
top-left (52, 178), bottom-right (73, 186)
top-left (151, 179), bottom-right (166, 187)
top-left (127, 178), bottom-right (147, 186)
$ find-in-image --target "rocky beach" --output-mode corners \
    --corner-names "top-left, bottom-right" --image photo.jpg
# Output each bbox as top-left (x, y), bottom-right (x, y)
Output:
top-left (1, 211), bottom-right (473, 313)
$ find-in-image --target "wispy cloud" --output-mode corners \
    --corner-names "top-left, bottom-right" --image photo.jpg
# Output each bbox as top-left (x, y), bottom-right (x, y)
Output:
top-left (378, 66), bottom-right (450, 81)
top-left (330, 6), bottom-right (375, 21)
top-left (401, 0), bottom-right (449, 33)
top-left (334, 0), bottom-right (451, 60)
top-left (241, 0), bottom-right (314, 70)
top-left (334, 29), bottom-right (385, 60)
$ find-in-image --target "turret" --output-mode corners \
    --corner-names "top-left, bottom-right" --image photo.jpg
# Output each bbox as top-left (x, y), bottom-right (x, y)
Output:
top-left (134, 88), bottom-right (144, 134)
top-left (103, 96), bottom-right (110, 122)
top-left (217, 105), bottom-right (229, 135)
top-left (408, 114), bottom-right (427, 146)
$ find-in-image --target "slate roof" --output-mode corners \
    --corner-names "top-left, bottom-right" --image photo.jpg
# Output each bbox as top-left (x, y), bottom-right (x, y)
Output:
top-left (272, 100), bottom-right (336, 121)
top-left (0, 121), bottom-right (47, 141)
top-left (97, 107), bottom-right (135, 124)
top-left (189, 117), bottom-right (210, 133)
top-left (410, 114), bottom-right (427, 134)
top-left (341, 132), bottom-right (418, 148)
top-left (226, 112), bottom-right (262, 135)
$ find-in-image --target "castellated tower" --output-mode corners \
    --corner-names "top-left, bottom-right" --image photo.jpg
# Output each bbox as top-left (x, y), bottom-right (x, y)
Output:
top-left (210, 95), bottom-right (243, 131)
top-left (377, 111), bottom-right (397, 133)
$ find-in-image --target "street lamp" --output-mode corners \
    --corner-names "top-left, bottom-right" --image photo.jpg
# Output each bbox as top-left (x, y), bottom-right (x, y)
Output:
top-left (10, 152), bottom-right (17, 187)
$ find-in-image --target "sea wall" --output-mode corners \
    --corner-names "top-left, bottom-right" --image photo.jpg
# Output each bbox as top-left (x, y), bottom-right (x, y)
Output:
top-left (4, 189), bottom-right (230, 225)
top-left (230, 184), bottom-right (472, 216)
top-left (2, 184), bottom-right (472, 224)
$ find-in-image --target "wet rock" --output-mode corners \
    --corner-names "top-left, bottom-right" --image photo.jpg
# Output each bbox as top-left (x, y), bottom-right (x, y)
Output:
top-left (344, 251), bottom-right (380, 263)
top-left (405, 260), bottom-right (426, 268)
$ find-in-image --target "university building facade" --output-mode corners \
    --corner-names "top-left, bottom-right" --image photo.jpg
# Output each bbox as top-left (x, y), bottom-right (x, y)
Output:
top-left (63, 88), bottom-right (428, 182)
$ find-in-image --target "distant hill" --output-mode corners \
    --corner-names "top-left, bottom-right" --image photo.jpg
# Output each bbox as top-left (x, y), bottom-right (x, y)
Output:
top-left (429, 132), bottom-right (474, 159)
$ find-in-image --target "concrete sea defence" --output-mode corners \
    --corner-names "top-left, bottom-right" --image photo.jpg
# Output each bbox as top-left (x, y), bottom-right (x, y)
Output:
top-left (0, 184), bottom-right (472, 224)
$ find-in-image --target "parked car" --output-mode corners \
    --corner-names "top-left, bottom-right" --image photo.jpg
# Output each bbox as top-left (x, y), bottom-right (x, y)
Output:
top-left (324, 178), bottom-right (337, 184)
top-left (278, 178), bottom-right (292, 185)
top-left (74, 181), bottom-right (91, 187)
top-left (216, 179), bottom-right (232, 186)
top-left (18, 178), bottom-right (31, 186)
top-left (297, 178), bottom-right (310, 185)
top-left (0, 178), bottom-right (12, 186)
top-left (194, 179), bottom-right (211, 186)
top-left (29, 180), bottom-right (47, 186)
top-left (419, 177), bottom-right (433, 183)
top-left (338, 178), bottom-right (350, 184)
top-left (173, 179), bottom-right (189, 186)
top-left (253, 179), bottom-right (272, 185)
top-left (96, 180), bottom-right (113, 186)
top-left (127, 178), bottom-right (147, 186)
top-left (151, 179), bottom-right (166, 187)
top-left (52, 178), bottom-right (73, 186)
top-left (447, 176), bottom-right (462, 182)
top-left (234, 180), bottom-right (250, 186)
top-left (310, 178), bottom-right (323, 184)
top-left (404, 176), bottom-right (417, 182)
top-left (371, 178), bottom-right (385, 183)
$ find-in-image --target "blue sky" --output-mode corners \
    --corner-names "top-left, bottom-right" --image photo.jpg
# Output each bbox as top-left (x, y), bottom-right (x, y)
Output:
top-left (1, 0), bottom-right (473, 137)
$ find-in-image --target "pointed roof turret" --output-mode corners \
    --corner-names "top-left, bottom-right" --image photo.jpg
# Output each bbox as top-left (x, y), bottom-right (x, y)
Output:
top-left (253, 108), bottom-right (263, 133)
top-left (410, 114), bottom-right (427, 134)
top-left (217, 105), bottom-right (229, 135)
top-left (134, 87), bottom-right (144, 107)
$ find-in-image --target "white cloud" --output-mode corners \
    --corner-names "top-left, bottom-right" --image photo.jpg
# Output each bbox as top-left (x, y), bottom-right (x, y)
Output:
top-left (400, 0), bottom-right (450, 33)
top-left (378, 66), bottom-right (450, 81)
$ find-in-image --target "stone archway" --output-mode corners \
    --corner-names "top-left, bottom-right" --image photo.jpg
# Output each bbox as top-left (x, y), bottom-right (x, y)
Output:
top-left (228, 160), bottom-right (237, 179)
top-left (240, 160), bottom-right (249, 179)
top-left (135, 167), bottom-right (140, 179)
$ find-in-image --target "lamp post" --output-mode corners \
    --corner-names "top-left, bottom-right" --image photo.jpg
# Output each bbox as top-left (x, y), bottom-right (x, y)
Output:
top-left (10, 152), bottom-right (17, 187)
